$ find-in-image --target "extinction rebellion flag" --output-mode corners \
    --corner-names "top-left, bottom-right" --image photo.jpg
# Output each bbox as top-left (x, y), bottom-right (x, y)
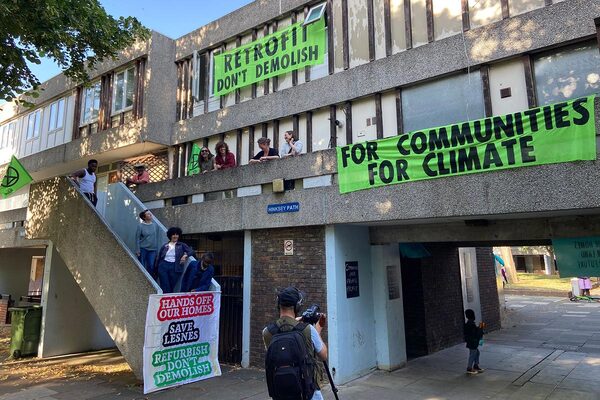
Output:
top-left (336, 95), bottom-right (597, 194)
top-left (187, 143), bottom-right (201, 176)
top-left (143, 291), bottom-right (221, 394)
top-left (0, 156), bottom-right (33, 198)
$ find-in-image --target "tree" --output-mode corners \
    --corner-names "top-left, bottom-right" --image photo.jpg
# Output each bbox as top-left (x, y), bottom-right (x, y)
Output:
top-left (0, 0), bottom-right (149, 103)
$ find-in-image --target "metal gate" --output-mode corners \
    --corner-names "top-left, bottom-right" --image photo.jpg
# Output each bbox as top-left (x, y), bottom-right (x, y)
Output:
top-left (215, 275), bottom-right (243, 364)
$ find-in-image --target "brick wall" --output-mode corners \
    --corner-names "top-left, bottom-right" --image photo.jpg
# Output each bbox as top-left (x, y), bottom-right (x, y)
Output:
top-left (476, 247), bottom-right (501, 332)
top-left (250, 226), bottom-right (327, 367)
top-left (420, 244), bottom-right (464, 353)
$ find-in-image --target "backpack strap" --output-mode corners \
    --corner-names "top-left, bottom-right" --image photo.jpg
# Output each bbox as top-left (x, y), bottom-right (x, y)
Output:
top-left (267, 322), bottom-right (279, 336)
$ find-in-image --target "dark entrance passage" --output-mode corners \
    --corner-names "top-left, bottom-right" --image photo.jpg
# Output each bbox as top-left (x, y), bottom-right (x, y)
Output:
top-left (183, 232), bottom-right (244, 364)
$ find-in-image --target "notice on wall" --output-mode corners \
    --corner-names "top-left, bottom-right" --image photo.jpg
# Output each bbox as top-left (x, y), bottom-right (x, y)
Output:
top-left (213, 18), bottom-right (326, 97)
top-left (336, 95), bottom-right (597, 194)
top-left (345, 261), bottom-right (360, 298)
top-left (143, 292), bottom-right (221, 394)
top-left (553, 236), bottom-right (600, 278)
top-left (386, 265), bottom-right (400, 300)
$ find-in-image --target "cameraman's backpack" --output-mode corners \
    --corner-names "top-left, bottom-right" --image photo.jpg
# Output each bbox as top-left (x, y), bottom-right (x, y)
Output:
top-left (265, 322), bottom-right (316, 400)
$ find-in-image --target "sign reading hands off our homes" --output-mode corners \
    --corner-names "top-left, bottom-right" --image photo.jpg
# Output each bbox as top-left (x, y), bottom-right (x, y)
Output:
top-left (336, 96), bottom-right (597, 194)
top-left (143, 292), bottom-right (221, 394)
top-left (213, 18), bottom-right (326, 96)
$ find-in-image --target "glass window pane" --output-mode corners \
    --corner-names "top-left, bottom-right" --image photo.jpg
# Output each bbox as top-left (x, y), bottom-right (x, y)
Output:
top-left (34, 111), bottom-right (41, 137)
top-left (92, 83), bottom-right (101, 119)
top-left (114, 72), bottom-right (125, 112)
top-left (534, 42), bottom-right (600, 106)
top-left (27, 114), bottom-right (34, 139)
top-left (49, 103), bottom-right (57, 130)
top-left (402, 72), bottom-right (486, 133)
top-left (56, 99), bottom-right (64, 129)
top-left (126, 68), bottom-right (135, 107)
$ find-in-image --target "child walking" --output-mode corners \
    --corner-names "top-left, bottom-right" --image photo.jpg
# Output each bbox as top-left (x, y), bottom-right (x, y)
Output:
top-left (464, 309), bottom-right (485, 375)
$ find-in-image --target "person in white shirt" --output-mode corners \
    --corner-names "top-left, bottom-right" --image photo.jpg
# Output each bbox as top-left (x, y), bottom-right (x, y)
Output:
top-left (70, 159), bottom-right (98, 206)
top-left (280, 130), bottom-right (303, 158)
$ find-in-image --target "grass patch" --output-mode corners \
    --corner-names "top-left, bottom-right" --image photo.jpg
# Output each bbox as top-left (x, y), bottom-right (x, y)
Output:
top-left (506, 273), bottom-right (573, 292)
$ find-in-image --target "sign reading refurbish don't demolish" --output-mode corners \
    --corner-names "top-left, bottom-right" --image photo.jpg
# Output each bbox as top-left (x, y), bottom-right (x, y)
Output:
top-left (553, 236), bottom-right (600, 278)
top-left (336, 95), bottom-right (597, 194)
top-left (143, 292), bottom-right (221, 394)
top-left (213, 18), bottom-right (326, 97)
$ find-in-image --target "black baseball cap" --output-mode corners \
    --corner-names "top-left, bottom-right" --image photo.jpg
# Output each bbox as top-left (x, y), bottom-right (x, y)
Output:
top-left (278, 287), bottom-right (304, 307)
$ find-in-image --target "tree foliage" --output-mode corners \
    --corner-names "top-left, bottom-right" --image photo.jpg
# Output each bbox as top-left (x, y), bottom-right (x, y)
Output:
top-left (0, 0), bottom-right (149, 103)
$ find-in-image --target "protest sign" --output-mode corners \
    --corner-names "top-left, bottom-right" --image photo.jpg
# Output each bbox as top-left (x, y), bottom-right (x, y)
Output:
top-left (143, 291), bottom-right (221, 394)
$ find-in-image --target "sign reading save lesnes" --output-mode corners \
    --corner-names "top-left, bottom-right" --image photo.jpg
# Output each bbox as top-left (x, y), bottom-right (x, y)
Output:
top-left (336, 95), bottom-right (596, 194)
top-left (213, 18), bottom-right (326, 97)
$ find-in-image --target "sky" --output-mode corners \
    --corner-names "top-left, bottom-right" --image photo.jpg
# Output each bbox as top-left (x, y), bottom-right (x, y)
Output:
top-left (28, 0), bottom-right (255, 84)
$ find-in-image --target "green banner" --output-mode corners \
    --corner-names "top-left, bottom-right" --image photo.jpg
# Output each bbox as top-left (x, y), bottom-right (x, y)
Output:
top-left (187, 143), bottom-right (201, 176)
top-left (337, 95), bottom-right (597, 194)
top-left (0, 156), bottom-right (33, 198)
top-left (553, 236), bottom-right (600, 278)
top-left (213, 18), bottom-right (326, 97)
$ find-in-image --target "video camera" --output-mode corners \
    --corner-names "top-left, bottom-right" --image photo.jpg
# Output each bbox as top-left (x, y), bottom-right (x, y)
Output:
top-left (300, 304), bottom-right (323, 325)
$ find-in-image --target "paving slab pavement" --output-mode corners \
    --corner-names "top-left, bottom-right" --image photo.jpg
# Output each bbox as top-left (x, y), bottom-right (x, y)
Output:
top-left (1, 295), bottom-right (600, 399)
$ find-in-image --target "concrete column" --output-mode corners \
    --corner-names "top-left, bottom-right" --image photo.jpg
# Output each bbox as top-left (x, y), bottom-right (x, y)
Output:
top-left (371, 244), bottom-right (407, 371)
top-left (241, 230), bottom-right (252, 368)
top-left (543, 254), bottom-right (553, 275)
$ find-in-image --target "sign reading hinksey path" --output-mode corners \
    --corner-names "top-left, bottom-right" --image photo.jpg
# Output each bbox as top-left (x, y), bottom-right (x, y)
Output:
top-left (143, 292), bottom-right (221, 394)
top-left (336, 96), bottom-right (597, 194)
top-left (213, 18), bottom-right (326, 96)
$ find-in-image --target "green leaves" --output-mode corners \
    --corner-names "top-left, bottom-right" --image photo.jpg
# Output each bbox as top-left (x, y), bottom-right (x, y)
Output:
top-left (0, 0), bottom-right (150, 103)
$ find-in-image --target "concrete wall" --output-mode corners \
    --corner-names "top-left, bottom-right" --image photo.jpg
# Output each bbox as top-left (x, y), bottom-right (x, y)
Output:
top-left (40, 244), bottom-right (114, 357)
top-left (326, 225), bottom-right (377, 384)
top-left (371, 243), bottom-right (407, 371)
top-left (0, 248), bottom-right (46, 299)
top-left (26, 177), bottom-right (159, 378)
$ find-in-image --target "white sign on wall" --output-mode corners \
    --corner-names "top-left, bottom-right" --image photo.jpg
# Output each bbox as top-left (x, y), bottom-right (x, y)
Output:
top-left (284, 239), bottom-right (294, 256)
top-left (143, 292), bottom-right (221, 394)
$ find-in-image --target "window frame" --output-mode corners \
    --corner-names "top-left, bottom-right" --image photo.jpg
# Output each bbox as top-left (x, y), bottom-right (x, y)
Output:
top-left (112, 66), bottom-right (136, 115)
top-left (48, 98), bottom-right (65, 132)
top-left (80, 81), bottom-right (102, 126)
top-left (25, 109), bottom-right (42, 141)
top-left (304, 2), bottom-right (326, 25)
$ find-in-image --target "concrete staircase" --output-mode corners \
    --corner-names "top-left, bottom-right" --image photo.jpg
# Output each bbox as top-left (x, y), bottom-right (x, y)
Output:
top-left (26, 176), bottom-right (160, 378)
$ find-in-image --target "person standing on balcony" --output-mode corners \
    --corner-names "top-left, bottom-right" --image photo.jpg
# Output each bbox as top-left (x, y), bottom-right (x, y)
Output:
top-left (279, 130), bottom-right (303, 158)
top-left (155, 227), bottom-right (194, 293)
top-left (126, 163), bottom-right (150, 187)
top-left (249, 137), bottom-right (279, 164)
top-left (199, 147), bottom-right (215, 173)
top-left (214, 141), bottom-right (236, 170)
top-left (135, 210), bottom-right (158, 276)
top-left (70, 159), bottom-right (98, 206)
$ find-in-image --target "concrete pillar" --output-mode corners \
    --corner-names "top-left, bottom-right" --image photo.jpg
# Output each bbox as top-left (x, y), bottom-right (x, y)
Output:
top-left (371, 244), bottom-right (407, 371)
top-left (543, 254), bottom-right (553, 275)
top-left (241, 230), bottom-right (252, 368)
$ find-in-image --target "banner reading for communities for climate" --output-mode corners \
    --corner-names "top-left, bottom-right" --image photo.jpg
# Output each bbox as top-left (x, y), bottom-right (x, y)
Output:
top-left (143, 292), bottom-right (221, 394)
top-left (213, 17), bottom-right (326, 97)
top-left (337, 95), bottom-right (597, 194)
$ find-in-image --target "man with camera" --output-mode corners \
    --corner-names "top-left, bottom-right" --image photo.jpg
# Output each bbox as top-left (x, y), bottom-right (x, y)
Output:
top-left (263, 287), bottom-right (328, 400)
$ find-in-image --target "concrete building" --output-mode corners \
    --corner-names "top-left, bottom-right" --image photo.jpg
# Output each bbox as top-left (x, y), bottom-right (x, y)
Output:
top-left (1, 0), bottom-right (600, 385)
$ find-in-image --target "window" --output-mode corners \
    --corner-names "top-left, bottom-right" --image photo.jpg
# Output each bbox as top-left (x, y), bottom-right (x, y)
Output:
top-left (304, 2), bottom-right (326, 25)
top-left (81, 82), bottom-right (101, 125)
top-left (0, 122), bottom-right (15, 149)
top-left (402, 72), bottom-right (486, 133)
top-left (534, 42), bottom-right (600, 106)
top-left (208, 50), bottom-right (220, 98)
top-left (48, 98), bottom-right (65, 131)
top-left (192, 51), bottom-right (207, 102)
top-left (25, 110), bottom-right (41, 140)
top-left (113, 67), bottom-right (135, 114)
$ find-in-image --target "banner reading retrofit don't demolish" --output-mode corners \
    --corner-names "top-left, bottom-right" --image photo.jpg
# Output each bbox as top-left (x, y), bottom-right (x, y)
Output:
top-left (337, 95), bottom-right (597, 194)
top-left (213, 18), bottom-right (326, 97)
